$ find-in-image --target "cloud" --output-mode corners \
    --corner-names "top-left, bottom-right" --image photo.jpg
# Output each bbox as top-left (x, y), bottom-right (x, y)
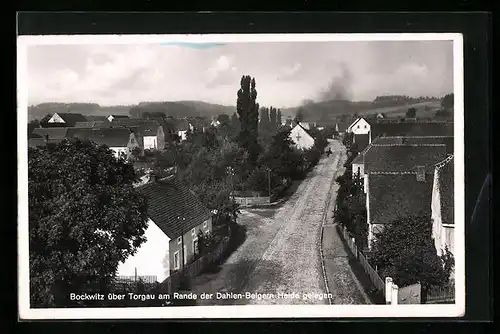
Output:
top-left (205, 55), bottom-right (239, 88)
top-left (277, 62), bottom-right (303, 81)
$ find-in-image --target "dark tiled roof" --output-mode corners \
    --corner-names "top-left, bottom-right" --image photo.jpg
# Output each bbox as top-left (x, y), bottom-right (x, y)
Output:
top-left (438, 156), bottom-right (454, 225)
top-left (138, 178), bottom-right (212, 239)
top-left (32, 127), bottom-right (69, 140)
top-left (369, 173), bottom-right (433, 225)
top-left (54, 113), bottom-right (88, 126)
top-left (66, 128), bottom-right (132, 147)
top-left (85, 115), bottom-right (109, 122)
top-left (74, 121), bottom-right (111, 128)
top-left (112, 119), bottom-right (161, 135)
top-left (371, 122), bottom-right (454, 139)
top-left (372, 136), bottom-right (454, 154)
top-left (174, 119), bottom-right (192, 132)
top-left (109, 115), bottom-right (129, 119)
top-left (28, 137), bottom-right (65, 147)
top-left (363, 144), bottom-right (447, 173)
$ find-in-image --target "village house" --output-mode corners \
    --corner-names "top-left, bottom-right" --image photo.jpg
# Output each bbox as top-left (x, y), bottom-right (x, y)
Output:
top-left (116, 176), bottom-right (213, 282)
top-left (66, 127), bottom-right (140, 159)
top-left (288, 122), bottom-right (315, 150)
top-left (107, 114), bottom-right (130, 122)
top-left (370, 121), bottom-right (454, 141)
top-left (352, 136), bottom-right (454, 180)
top-left (111, 119), bottom-right (166, 150)
top-left (173, 118), bottom-right (195, 141)
top-left (45, 112), bottom-right (88, 127)
top-left (431, 155), bottom-right (455, 260)
top-left (363, 144), bottom-right (447, 249)
top-left (346, 117), bottom-right (371, 151)
top-left (28, 128), bottom-right (70, 147)
top-left (210, 117), bottom-right (221, 128)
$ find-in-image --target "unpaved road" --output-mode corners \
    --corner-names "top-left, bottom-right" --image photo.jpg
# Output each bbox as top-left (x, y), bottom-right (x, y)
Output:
top-left (191, 139), bottom-right (345, 305)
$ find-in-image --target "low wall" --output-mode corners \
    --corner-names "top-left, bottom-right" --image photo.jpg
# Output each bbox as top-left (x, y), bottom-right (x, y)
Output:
top-left (234, 196), bottom-right (271, 206)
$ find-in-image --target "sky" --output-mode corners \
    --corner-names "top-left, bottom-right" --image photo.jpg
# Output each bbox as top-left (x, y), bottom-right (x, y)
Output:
top-left (26, 40), bottom-right (454, 108)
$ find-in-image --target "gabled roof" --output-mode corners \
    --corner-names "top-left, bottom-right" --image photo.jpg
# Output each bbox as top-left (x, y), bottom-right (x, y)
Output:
top-left (371, 122), bottom-right (454, 139)
top-left (369, 173), bottom-right (434, 225)
top-left (347, 117), bottom-right (361, 132)
top-left (52, 113), bottom-right (88, 125)
top-left (363, 144), bottom-right (447, 173)
top-left (174, 118), bottom-right (192, 132)
top-left (372, 136), bottom-right (454, 154)
top-left (66, 128), bottom-right (133, 147)
top-left (32, 127), bottom-right (69, 140)
top-left (289, 123), bottom-right (315, 140)
top-left (436, 156), bottom-right (454, 225)
top-left (138, 178), bottom-right (212, 239)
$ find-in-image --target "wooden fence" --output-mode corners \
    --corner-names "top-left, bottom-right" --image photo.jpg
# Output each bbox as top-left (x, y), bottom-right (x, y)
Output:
top-left (338, 225), bottom-right (385, 293)
top-left (426, 284), bottom-right (455, 304)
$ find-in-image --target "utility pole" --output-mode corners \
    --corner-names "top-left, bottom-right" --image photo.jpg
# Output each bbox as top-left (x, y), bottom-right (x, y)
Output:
top-left (178, 216), bottom-right (186, 271)
top-left (267, 167), bottom-right (271, 198)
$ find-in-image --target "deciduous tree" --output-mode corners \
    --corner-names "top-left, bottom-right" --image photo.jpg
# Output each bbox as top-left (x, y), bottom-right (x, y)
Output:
top-left (368, 215), bottom-right (455, 301)
top-left (28, 138), bottom-right (148, 307)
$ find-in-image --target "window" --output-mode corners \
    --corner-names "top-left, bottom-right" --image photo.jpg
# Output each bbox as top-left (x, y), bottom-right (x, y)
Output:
top-left (191, 228), bottom-right (196, 236)
top-left (177, 236), bottom-right (182, 245)
top-left (364, 125), bottom-right (367, 129)
top-left (183, 246), bottom-right (188, 264)
top-left (173, 251), bottom-right (180, 270)
top-left (203, 221), bottom-right (208, 229)
top-left (193, 238), bottom-right (199, 254)
top-left (357, 125), bottom-right (360, 129)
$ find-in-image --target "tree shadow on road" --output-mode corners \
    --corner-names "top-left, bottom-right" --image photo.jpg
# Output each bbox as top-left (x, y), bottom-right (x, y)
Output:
top-left (201, 222), bottom-right (248, 275)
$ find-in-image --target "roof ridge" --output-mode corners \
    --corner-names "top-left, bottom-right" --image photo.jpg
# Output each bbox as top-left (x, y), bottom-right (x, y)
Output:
top-left (434, 154), bottom-right (454, 169)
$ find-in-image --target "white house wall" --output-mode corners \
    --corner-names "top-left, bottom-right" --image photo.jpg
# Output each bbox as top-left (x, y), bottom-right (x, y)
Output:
top-left (143, 136), bottom-right (158, 150)
top-left (110, 147), bottom-right (128, 159)
top-left (48, 113), bottom-right (65, 123)
top-left (289, 125), bottom-right (315, 150)
top-left (117, 218), bottom-right (171, 282)
top-left (431, 168), bottom-right (443, 256)
top-left (351, 118), bottom-right (371, 135)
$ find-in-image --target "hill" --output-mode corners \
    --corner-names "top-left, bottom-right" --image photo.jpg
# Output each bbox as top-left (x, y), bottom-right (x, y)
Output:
top-left (28, 101), bottom-right (236, 121)
top-left (280, 99), bottom-right (442, 122)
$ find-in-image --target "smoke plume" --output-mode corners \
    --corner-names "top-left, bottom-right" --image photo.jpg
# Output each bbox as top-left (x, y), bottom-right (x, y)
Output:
top-left (317, 63), bottom-right (353, 102)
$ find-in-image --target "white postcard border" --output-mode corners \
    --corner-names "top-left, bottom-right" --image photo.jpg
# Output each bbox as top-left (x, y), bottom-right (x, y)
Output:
top-left (17, 32), bottom-right (465, 320)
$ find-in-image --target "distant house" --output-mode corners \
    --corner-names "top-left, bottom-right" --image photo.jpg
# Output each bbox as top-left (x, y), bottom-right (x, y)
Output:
top-left (107, 114), bottom-right (130, 122)
top-left (46, 113), bottom-right (88, 127)
top-left (363, 144), bottom-right (448, 249)
top-left (116, 177), bottom-right (213, 282)
top-left (66, 128), bottom-right (140, 159)
top-left (288, 123), bottom-right (315, 150)
top-left (173, 119), bottom-right (195, 141)
top-left (111, 119), bottom-right (165, 150)
top-left (376, 113), bottom-right (385, 119)
top-left (347, 117), bottom-right (371, 151)
top-left (431, 155), bottom-right (455, 259)
top-left (210, 118), bottom-right (221, 128)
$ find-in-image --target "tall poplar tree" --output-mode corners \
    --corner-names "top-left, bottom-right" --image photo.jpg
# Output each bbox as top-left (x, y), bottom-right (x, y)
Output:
top-left (236, 75), bottom-right (260, 163)
top-left (277, 109), bottom-right (282, 127)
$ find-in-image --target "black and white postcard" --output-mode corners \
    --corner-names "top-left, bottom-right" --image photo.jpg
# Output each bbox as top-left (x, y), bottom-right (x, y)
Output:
top-left (17, 33), bottom-right (464, 319)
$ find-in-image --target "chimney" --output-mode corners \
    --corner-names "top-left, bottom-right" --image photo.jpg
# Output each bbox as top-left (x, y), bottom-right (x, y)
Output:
top-left (416, 166), bottom-right (426, 182)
